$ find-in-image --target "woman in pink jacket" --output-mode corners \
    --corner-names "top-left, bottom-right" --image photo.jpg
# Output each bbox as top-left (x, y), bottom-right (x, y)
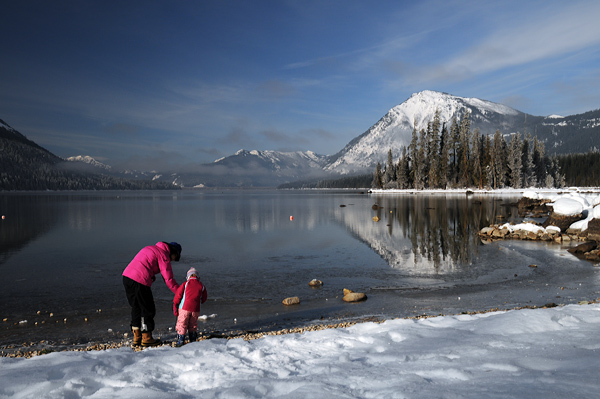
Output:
top-left (122, 241), bottom-right (182, 347)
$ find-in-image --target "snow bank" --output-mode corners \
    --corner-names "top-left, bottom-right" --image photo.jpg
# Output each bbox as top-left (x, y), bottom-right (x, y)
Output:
top-left (500, 222), bottom-right (547, 234)
top-left (1, 304), bottom-right (600, 398)
top-left (523, 190), bottom-right (539, 199)
top-left (534, 190), bottom-right (600, 232)
top-left (551, 198), bottom-right (584, 216)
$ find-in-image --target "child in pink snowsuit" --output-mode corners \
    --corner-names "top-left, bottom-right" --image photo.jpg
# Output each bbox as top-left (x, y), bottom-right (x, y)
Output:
top-left (173, 267), bottom-right (207, 346)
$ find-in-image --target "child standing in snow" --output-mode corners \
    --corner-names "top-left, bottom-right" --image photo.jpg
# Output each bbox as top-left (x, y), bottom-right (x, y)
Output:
top-left (173, 267), bottom-right (207, 346)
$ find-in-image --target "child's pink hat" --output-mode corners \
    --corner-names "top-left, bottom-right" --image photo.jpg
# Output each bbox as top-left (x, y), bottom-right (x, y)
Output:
top-left (186, 267), bottom-right (198, 280)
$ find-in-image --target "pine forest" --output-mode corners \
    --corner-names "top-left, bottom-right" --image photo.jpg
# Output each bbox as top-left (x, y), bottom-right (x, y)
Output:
top-left (371, 110), bottom-right (568, 190)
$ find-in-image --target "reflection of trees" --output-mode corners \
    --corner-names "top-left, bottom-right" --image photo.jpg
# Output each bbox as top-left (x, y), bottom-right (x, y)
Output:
top-left (339, 194), bottom-right (520, 274)
top-left (0, 194), bottom-right (60, 265)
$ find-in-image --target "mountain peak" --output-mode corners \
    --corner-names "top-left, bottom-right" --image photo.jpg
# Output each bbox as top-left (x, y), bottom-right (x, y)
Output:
top-left (66, 155), bottom-right (112, 170)
top-left (325, 90), bottom-right (524, 174)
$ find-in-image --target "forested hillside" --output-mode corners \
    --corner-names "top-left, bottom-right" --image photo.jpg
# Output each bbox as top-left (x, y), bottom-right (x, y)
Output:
top-left (0, 120), bottom-right (177, 191)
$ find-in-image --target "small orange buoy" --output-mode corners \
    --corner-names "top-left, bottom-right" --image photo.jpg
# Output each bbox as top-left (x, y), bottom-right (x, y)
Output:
top-left (290, 216), bottom-right (294, 221)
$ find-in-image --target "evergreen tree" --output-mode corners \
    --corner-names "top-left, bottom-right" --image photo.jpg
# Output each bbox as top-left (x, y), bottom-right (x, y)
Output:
top-left (521, 133), bottom-right (535, 187)
top-left (470, 128), bottom-right (483, 189)
top-left (449, 115), bottom-right (460, 186)
top-left (457, 111), bottom-right (471, 187)
top-left (507, 133), bottom-right (523, 188)
top-left (489, 130), bottom-right (506, 189)
top-left (383, 149), bottom-right (398, 188)
top-left (428, 110), bottom-right (441, 188)
top-left (533, 136), bottom-right (547, 187)
top-left (372, 162), bottom-right (383, 189)
top-left (439, 122), bottom-right (450, 189)
top-left (416, 128), bottom-right (427, 189)
top-left (397, 146), bottom-right (409, 189)
top-left (382, 148), bottom-right (395, 186)
top-left (409, 122), bottom-right (419, 189)
top-left (483, 133), bottom-right (493, 188)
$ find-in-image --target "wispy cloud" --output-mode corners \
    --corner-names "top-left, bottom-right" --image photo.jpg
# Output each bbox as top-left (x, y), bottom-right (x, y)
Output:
top-left (404, 2), bottom-right (600, 85)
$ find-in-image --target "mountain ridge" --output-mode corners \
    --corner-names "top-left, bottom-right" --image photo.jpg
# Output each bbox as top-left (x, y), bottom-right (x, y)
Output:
top-left (5, 90), bottom-right (600, 188)
top-left (324, 90), bottom-right (527, 174)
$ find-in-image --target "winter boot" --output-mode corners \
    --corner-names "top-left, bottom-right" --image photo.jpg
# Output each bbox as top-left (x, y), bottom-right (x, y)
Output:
top-left (175, 334), bottom-right (186, 347)
top-left (141, 331), bottom-right (162, 347)
top-left (189, 331), bottom-right (198, 343)
top-left (131, 327), bottom-right (142, 347)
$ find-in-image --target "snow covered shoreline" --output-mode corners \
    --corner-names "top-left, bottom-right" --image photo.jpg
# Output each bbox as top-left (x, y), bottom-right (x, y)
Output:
top-left (1, 302), bottom-right (580, 359)
top-left (369, 187), bottom-right (600, 195)
top-left (2, 302), bottom-right (600, 398)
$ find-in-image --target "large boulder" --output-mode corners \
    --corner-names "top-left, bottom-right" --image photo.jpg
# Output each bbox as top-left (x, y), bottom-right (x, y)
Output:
top-left (542, 213), bottom-right (583, 232)
top-left (567, 241), bottom-right (598, 254)
top-left (588, 219), bottom-right (600, 241)
top-left (517, 197), bottom-right (551, 217)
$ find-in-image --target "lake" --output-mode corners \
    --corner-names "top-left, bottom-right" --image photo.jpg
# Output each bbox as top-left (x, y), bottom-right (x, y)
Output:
top-left (1, 189), bottom-right (599, 348)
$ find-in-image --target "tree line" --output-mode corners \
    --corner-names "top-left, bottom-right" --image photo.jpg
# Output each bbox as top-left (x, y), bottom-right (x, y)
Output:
top-left (0, 137), bottom-right (177, 191)
top-left (372, 110), bottom-right (565, 190)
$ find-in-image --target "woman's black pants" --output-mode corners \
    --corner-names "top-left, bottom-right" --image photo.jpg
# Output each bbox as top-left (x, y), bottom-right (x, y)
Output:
top-left (123, 276), bottom-right (156, 332)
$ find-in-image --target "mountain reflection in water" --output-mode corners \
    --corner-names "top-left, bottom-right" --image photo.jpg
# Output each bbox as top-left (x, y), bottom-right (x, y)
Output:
top-left (336, 193), bottom-right (521, 274)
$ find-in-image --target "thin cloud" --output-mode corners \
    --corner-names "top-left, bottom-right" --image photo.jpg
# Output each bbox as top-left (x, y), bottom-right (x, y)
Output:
top-left (410, 3), bottom-right (600, 85)
top-left (222, 126), bottom-right (256, 148)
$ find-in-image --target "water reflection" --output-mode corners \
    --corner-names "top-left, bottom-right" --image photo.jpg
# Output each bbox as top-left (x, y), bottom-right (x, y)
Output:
top-left (0, 194), bottom-right (61, 264)
top-left (335, 194), bottom-right (521, 274)
top-left (211, 192), bottom-right (323, 234)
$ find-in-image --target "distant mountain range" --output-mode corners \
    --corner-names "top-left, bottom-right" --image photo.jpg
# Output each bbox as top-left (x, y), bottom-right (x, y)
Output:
top-left (0, 119), bottom-right (176, 190)
top-left (3, 90), bottom-right (600, 189)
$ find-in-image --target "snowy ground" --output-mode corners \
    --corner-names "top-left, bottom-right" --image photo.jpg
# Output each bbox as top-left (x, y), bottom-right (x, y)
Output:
top-left (1, 303), bottom-right (600, 398)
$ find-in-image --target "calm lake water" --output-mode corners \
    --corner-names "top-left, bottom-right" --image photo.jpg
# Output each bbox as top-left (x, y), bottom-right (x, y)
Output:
top-left (1, 189), bottom-right (599, 347)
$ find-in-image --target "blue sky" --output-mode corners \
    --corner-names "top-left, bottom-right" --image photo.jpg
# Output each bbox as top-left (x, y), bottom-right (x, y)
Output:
top-left (2, 0), bottom-right (600, 172)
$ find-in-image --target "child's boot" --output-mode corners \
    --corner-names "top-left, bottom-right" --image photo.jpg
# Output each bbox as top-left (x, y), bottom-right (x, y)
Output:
top-left (141, 331), bottom-right (162, 347)
top-left (131, 327), bottom-right (141, 347)
top-left (175, 334), bottom-right (186, 347)
top-left (189, 331), bottom-right (198, 342)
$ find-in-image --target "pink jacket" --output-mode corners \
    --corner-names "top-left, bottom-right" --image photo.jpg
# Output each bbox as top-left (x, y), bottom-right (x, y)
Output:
top-left (173, 277), bottom-right (207, 315)
top-left (122, 242), bottom-right (180, 293)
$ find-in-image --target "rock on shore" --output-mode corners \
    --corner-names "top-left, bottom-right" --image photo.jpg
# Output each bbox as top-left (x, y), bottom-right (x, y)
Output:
top-left (479, 192), bottom-right (600, 263)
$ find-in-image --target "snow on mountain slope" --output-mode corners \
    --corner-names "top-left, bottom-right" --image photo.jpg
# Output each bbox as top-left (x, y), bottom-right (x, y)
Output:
top-left (66, 155), bottom-right (112, 170)
top-left (0, 119), bottom-right (15, 132)
top-left (215, 149), bottom-right (328, 172)
top-left (325, 90), bottom-right (522, 175)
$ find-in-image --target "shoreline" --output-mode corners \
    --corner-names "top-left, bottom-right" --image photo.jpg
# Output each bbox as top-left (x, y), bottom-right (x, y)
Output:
top-left (4, 299), bottom-right (598, 359)
top-left (368, 187), bottom-right (600, 195)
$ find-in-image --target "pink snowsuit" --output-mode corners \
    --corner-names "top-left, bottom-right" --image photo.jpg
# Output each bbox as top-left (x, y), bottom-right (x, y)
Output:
top-left (173, 276), bottom-right (207, 335)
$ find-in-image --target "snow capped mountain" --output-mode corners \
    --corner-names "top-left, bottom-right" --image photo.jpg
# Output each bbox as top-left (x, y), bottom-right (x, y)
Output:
top-left (215, 149), bottom-right (327, 171)
top-left (66, 155), bottom-right (112, 170)
top-left (325, 90), bottom-right (524, 174)
top-left (194, 149), bottom-right (330, 186)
